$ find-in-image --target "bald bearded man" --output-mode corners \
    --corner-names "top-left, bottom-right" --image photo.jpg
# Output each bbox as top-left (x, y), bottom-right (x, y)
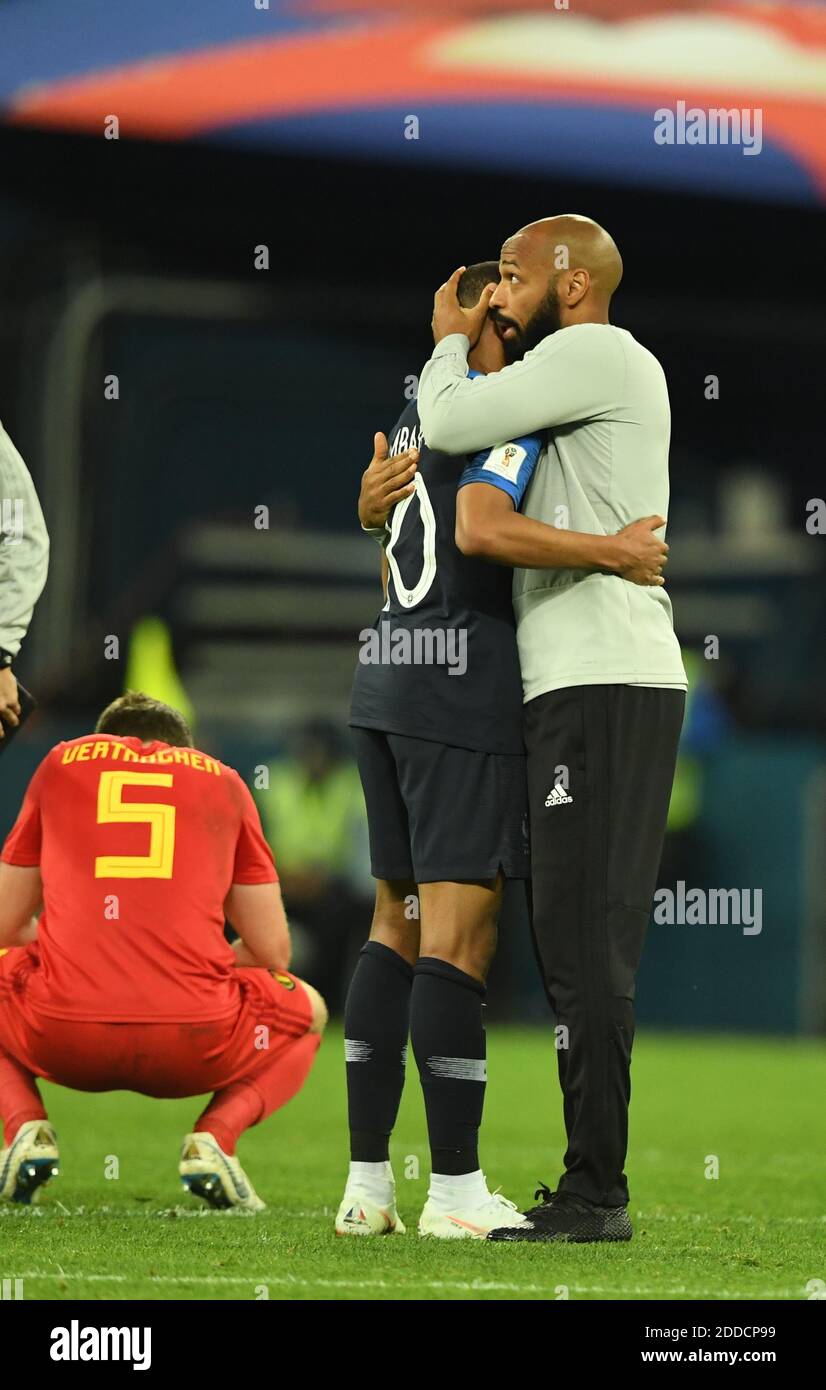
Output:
top-left (418, 216), bottom-right (687, 1243)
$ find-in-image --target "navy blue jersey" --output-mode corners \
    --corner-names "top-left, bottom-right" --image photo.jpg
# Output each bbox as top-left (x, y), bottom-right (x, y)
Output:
top-left (349, 396), bottom-right (541, 755)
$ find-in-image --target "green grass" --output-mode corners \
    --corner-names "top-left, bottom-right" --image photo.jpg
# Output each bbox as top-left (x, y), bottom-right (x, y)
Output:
top-left (1, 1027), bottom-right (824, 1301)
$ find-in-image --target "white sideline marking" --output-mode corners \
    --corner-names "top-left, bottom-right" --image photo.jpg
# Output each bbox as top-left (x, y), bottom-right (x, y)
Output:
top-left (631, 1217), bottom-right (823, 1228)
top-left (9, 1271), bottom-right (803, 1298)
top-left (1, 1205), bottom-right (823, 1225)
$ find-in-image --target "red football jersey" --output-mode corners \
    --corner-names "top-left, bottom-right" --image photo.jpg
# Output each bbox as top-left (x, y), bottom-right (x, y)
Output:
top-left (1, 735), bottom-right (278, 1023)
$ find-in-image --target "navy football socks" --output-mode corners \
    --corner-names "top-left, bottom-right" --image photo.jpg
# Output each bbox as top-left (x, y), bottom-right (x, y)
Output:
top-left (411, 956), bottom-right (487, 1177)
top-left (344, 940), bottom-right (413, 1163)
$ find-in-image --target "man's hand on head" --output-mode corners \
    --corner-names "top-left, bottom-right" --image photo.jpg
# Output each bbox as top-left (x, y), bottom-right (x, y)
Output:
top-left (432, 267), bottom-right (497, 347)
top-left (358, 431), bottom-right (418, 530)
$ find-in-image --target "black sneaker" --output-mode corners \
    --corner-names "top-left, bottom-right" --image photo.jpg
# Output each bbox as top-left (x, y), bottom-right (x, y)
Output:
top-left (487, 1182), bottom-right (632, 1243)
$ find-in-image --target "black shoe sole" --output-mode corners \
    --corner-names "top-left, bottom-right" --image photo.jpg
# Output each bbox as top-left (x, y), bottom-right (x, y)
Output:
top-left (11, 1157), bottom-right (59, 1205)
top-left (488, 1212), bottom-right (633, 1243)
top-left (181, 1172), bottom-right (232, 1209)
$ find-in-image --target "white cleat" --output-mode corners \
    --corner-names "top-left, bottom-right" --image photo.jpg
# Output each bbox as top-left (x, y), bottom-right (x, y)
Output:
top-left (418, 1189), bottom-right (528, 1240)
top-left (335, 1188), bottom-right (406, 1236)
top-left (0, 1120), bottom-right (60, 1205)
top-left (178, 1132), bottom-right (265, 1213)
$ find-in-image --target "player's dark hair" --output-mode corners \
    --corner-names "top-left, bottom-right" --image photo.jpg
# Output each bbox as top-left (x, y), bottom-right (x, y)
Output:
top-left (95, 691), bottom-right (194, 748)
top-left (457, 261), bottom-right (500, 308)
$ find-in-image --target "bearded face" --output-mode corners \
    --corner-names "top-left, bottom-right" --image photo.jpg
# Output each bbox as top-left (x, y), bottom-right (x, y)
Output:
top-left (491, 280), bottom-right (563, 363)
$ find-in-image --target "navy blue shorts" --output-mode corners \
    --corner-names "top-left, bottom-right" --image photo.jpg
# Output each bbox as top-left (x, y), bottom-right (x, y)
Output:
top-left (351, 726), bottom-right (530, 884)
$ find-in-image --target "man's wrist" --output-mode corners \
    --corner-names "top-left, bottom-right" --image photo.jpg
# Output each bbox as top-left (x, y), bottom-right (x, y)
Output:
top-left (0, 648), bottom-right (14, 669)
top-left (360, 520), bottom-right (389, 545)
top-left (433, 331), bottom-right (470, 355)
top-left (593, 535), bottom-right (622, 574)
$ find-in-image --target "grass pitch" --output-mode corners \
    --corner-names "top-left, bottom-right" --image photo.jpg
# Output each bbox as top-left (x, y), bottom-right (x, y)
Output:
top-left (1, 1027), bottom-right (823, 1302)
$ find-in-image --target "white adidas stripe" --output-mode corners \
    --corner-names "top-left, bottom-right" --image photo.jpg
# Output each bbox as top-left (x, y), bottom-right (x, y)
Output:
top-left (427, 1056), bottom-right (487, 1082)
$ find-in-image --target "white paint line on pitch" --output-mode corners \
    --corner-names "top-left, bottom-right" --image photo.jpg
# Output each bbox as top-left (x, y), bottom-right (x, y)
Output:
top-left (11, 1271), bottom-right (802, 1298)
top-left (1, 1205), bottom-right (823, 1225)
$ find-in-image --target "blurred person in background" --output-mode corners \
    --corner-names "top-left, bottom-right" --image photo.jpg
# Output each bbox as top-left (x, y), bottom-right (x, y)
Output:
top-left (0, 420), bottom-right (49, 736)
top-left (659, 648), bottom-right (732, 890)
top-left (256, 719), bottom-right (370, 1015)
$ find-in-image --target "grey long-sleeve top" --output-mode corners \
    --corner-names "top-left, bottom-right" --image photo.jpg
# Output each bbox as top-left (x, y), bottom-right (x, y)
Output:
top-left (418, 327), bottom-right (686, 698)
top-left (0, 419), bottom-right (49, 658)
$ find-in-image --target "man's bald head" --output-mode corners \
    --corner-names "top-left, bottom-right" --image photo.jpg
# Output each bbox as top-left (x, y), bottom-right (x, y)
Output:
top-left (505, 215), bottom-right (623, 299)
top-left (489, 214), bottom-right (623, 359)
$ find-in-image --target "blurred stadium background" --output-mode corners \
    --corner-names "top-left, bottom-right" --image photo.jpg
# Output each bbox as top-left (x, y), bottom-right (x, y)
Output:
top-left (1, 0), bottom-right (825, 1035)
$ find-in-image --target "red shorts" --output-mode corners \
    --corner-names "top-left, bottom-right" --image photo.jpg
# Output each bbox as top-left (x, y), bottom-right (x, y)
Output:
top-left (0, 947), bottom-right (314, 1098)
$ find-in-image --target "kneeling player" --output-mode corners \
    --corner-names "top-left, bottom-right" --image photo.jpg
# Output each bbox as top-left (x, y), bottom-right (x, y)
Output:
top-left (0, 692), bottom-right (326, 1212)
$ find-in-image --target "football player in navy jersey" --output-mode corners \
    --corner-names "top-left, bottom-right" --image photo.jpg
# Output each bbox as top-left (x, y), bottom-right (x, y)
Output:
top-left (337, 264), bottom-right (667, 1239)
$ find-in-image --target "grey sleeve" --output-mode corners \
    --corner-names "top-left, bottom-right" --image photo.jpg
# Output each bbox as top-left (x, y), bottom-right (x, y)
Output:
top-left (418, 326), bottom-right (625, 455)
top-left (0, 422), bottom-right (49, 657)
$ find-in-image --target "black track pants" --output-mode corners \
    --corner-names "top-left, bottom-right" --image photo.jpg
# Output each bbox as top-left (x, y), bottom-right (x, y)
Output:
top-left (524, 684), bottom-right (685, 1207)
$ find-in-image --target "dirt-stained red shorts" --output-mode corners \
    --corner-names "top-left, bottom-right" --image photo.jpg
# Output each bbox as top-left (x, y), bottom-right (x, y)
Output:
top-left (0, 947), bottom-right (314, 1098)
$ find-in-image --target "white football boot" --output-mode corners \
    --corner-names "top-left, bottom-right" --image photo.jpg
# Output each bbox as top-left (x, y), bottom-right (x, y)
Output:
top-left (0, 1120), bottom-right (60, 1204)
top-left (419, 1187), bottom-right (528, 1240)
top-left (335, 1171), bottom-right (406, 1236)
top-left (179, 1132), bottom-right (265, 1213)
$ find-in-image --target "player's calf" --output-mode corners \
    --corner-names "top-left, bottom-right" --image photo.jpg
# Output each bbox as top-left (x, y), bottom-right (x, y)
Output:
top-left (334, 878), bottom-right (418, 1236)
top-left (410, 878), bottom-right (523, 1233)
top-left (182, 983), bottom-right (325, 1213)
